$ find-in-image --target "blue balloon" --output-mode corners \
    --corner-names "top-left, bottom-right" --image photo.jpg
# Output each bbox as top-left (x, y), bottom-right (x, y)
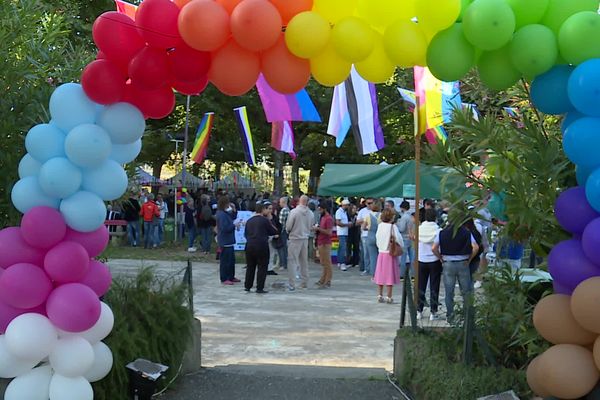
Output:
top-left (18, 154), bottom-right (42, 178)
top-left (82, 160), bottom-right (128, 201)
top-left (110, 139), bottom-right (142, 164)
top-left (562, 111), bottom-right (585, 133)
top-left (568, 59), bottom-right (600, 118)
top-left (98, 102), bottom-right (146, 145)
top-left (59, 191), bottom-right (106, 233)
top-left (25, 124), bottom-right (65, 163)
top-left (65, 124), bottom-right (112, 168)
top-left (563, 118), bottom-right (600, 168)
top-left (586, 168), bottom-right (600, 213)
top-left (49, 83), bottom-right (98, 132)
top-left (530, 65), bottom-right (574, 115)
top-left (577, 165), bottom-right (593, 186)
top-left (38, 157), bottom-right (82, 199)
top-left (11, 177), bottom-right (60, 214)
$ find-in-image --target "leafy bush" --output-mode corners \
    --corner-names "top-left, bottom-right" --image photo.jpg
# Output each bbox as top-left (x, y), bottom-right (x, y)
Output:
top-left (93, 267), bottom-right (194, 400)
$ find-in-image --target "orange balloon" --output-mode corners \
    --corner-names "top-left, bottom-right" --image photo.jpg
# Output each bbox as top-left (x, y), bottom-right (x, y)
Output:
top-left (178, 0), bottom-right (230, 51)
top-left (173, 0), bottom-right (192, 8)
top-left (533, 294), bottom-right (596, 345)
top-left (208, 40), bottom-right (261, 96)
top-left (216, 0), bottom-right (242, 14)
top-left (526, 356), bottom-right (550, 397)
top-left (261, 35), bottom-right (310, 94)
top-left (231, 0), bottom-right (282, 51)
top-left (269, 0), bottom-right (313, 25)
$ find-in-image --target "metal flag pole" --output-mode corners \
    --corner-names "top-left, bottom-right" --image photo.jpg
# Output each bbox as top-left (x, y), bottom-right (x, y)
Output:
top-left (182, 95), bottom-right (191, 188)
top-left (413, 96), bottom-right (421, 312)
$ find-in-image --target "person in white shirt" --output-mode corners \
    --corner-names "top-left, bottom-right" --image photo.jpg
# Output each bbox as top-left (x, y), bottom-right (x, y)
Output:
top-left (335, 199), bottom-right (352, 271)
top-left (155, 194), bottom-right (168, 246)
top-left (356, 199), bottom-right (373, 275)
top-left (373, 208), bottom-right (403, 304)
top-left (417, 209), bottom-right (442, 321)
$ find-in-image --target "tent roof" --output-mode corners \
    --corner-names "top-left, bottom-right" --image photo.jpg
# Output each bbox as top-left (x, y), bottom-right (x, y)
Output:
top-left (317, 161), bottom-right (464, 199)
top-left (134, 167), bottom-right (163, 185)
top-left (165, 171), bottom-right (205, 187)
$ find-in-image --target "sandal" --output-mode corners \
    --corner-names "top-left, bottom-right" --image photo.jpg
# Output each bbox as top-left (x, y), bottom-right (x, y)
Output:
top-left (377, 295), bottom-right (385, 303)
top-left (386, 297), bottom-right (394, 304)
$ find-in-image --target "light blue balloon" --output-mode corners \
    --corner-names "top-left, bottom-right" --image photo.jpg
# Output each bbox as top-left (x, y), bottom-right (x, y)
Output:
top-left (563, 118), bottom-right (600, 168)
top-left (568, 59), bottom-right (600, 118)
top-left (562, 111), bottom-right (585, 133)
top-left (98, 102), bottom-right (146, 145)
top-left (38, 157), bottom-right (82, 199)
top-left (577, 165), bottom-right (593, 186)
top-left (82, 160), bottom-right (128, 201)
top-left (11, 176), bottom-right (60, 214)
top-left (110, 139), bottom-right (142, 164)
top-left (25, 124), bottom-right (65, 163)
top-left (49, 83), bottom-right (98, 132)
top-left (60, 191), bottom-right (106, 233)
top-left (18, 154), bottom-right (42, 178)
top-left (586, 168), bottom-right (600, 213)
top-left (65, 124), bottom-right (112, 168)
top-left (530, 65), bottom-right (574, 115)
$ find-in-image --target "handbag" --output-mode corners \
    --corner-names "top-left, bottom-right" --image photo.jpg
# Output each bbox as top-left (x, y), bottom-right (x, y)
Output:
top-left (389, 227), bottom-right (402, 257)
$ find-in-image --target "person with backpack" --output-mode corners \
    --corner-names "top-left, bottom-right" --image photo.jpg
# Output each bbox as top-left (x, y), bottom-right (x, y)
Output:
top-left (464, 218), bottom-right (485, 289)
top-left (197, 195), bottom-right (215, 255)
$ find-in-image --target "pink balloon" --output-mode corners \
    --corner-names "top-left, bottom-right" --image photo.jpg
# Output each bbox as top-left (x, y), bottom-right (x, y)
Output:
top-left (0, 263), bottom-right (53, 309)
top-left (0, 227), bottom-right (46, 269)
top-left (44, 242), bottom-right (90, 284)
top-left (64, 226), bottom-right (109, 258)
top-left (0, 302), bottom-right (46, 334)
top-left (21, 207), bottom-right (67, 249)
top-left (47, 283), bottom-right (101, 332)
top-left (80, 260), bottom-right (112, 297)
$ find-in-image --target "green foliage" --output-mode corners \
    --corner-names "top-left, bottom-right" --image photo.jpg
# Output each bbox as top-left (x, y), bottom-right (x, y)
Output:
top-left (93, 267), bottom-right (194, 400)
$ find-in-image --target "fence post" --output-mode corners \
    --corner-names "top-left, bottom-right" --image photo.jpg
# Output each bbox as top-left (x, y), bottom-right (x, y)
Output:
top-left (183, 259), bottom-right (194, 315)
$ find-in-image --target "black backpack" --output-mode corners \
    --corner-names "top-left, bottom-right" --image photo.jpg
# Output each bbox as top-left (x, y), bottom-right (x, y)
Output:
top-left (200, 204), bottom-right (213, 221)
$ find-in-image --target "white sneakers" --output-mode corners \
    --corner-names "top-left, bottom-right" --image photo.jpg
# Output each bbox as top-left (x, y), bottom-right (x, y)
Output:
top-left (474, 281), bottom-right (482, 289)
top-left (187, 247), bottom-right (197, 253)
top-left (417, 312), bottom-right (422, 320)
top-left (339, 264), bottom-right (348, 271)
top-left (430, 313), bottom-right (440, 321)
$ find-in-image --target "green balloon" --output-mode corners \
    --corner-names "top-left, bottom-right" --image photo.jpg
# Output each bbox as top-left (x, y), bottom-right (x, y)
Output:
top-left (505, 0), bottom-right (550, 28)
top-left (463, 0), bottom-right (516, 51)
top-left (541, 0), bottom-right (600, 34)
top-left (426, 23), bottom-right (476, 82)
top-left (478, 46), bottom-right (522, 91)
top-left (457, 0), bottom-right (473, 22)
top-left (559, 11), bottom-right (600, 65)
top-left (510, 24), bottom-right (558, 78)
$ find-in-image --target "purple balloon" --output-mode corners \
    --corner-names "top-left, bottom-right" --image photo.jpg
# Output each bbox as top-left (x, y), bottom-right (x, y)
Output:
top-left (46, 283), bottom-right (101, 332)
top-left (552, 280), bottom-right (573, 295)
top-left (582, 217), bottom-right (600, 263)
top-left (555, 187), bottom-right (600, 234)
top-left (548, 239), bottom-right (600, 291)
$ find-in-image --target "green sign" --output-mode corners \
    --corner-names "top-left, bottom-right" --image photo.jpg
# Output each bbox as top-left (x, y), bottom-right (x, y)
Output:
top-left (403, 184), bottom-right (416, 198)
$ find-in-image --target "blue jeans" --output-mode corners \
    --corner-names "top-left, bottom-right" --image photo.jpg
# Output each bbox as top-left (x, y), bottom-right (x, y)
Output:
top-left (400, 239), bottom-right (415, 278)
top-left (366, 238), bottom-right (379, 275)
top-left (187, 224), bottom-right (197, 249)
top-left (127, 220), bottom-right (140, 246)
top-left (156, 219), bottom-right (165, 244)
top-left (360, 237), bottom-right (369, 272)
top-left (277, 231), bottom-right (288, 268)
top-left (143, 221), bottom-right (155, 248)
top-left (198, 226), bottom-right (213, 252)
top-left (337, 235), bottom-right (348, 265)
top-left (442, 260), bottom-right (472, 319)
top-left (220, 246), bottom-right (235, 282)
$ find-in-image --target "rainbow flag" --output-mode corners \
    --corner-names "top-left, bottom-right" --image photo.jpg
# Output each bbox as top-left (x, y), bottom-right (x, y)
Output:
top-left (234, 107), bottom-right (256, 166)
top-left (190, 112), bottom-right (214, 165)
top-left (271, 121), bottom-right (296, 159)
top-left (255, 75), bottom-right (321, 123)
top-left (115, 0), bottom-right (138, 20)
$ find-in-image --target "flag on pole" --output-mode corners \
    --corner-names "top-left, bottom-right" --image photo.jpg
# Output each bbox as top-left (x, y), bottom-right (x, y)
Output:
top-left (234, 106), bottom-right (256, 166)
top-left (271, 121), bottom-right (297, 159)
top-left (114, 0), bottom-right (138, 20)
top-left (190, 112), bottom-right (214, 165)
top-left (327, 67), bottom-right (385, 155)
top-left (255, 75), bottom-right (321, 123)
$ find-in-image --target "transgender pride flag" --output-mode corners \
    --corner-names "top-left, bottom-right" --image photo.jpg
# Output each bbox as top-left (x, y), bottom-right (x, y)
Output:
top-left (255, 75), bottom-right (321, 123)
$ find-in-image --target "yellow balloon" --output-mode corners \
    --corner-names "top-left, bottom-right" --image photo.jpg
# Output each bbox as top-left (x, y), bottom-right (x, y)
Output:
top-left (383, 20), bottom-right (428, 67)
top-left (416, 0), bottom-right (461, 33)
top-left (355, 32), bottom-right (396, 83)
top-left (356, 0), bottom-right (417, 31)
top-left (285, 12), bottom-right (331, 59)
top-left (310, 42), bottom-right (352, 87)
top-left (331, 16), bottom-right (375, 62)
top-left (313, 0), bottom-right (357, 23)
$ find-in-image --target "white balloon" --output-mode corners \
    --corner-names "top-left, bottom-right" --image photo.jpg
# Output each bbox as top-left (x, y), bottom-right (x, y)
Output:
top-left (49, 337), bottom-right (94, 378)
top-left (4, 365), bottom-right (52, 400)
top-left (59, 302), bottom-right (114, 344)
top-left (18, 154), bottom-right (42, 178)
top-left (5, 314), bottom-right (58, 361)
top-left (49, 374), bottom-right (93, 400)
top-left (0, 336), bottom-right (40, 379)
top-left (84, 342), bottom-right (113, 382)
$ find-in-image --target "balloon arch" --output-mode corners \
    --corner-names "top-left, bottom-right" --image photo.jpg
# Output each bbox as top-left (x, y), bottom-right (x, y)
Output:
top-left (1, 0), bottom-right (600, 398)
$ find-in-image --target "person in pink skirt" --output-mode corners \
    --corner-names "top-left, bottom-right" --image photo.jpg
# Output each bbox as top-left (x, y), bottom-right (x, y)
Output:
top-left (374, 208), bottom-right (404, 304)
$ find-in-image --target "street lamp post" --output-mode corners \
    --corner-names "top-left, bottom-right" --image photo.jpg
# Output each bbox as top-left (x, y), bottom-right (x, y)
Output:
top-left (170, 138), bottom-right (184, 242)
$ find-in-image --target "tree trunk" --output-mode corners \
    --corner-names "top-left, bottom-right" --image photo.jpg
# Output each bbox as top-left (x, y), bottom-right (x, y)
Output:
top-left (291, 156), bottom-right (300, 197)
top-left (273, 150), bottom-right (284, 196)
top-left (308, 159), bottom-right (323, 195)
top-left (152, 163), bottom-right (163, 179)
top-left (214, 162), bottom-right (223, 182)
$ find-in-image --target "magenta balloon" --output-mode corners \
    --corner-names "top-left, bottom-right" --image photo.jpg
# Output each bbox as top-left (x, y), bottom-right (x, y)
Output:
top-left (0, 302), bottom-right (46, 334)
top-left (46, 283), bottom-right (101, 332)
top-left (0, 263), bottom-right (53, 309)
top-left (0, 227), bottom-right (46, 269)
top-left (80, 260), bottom-right (112, 297)
top-left (44, 241), bottom-right (90, 283)
top-left (554, 187), bottom-right (600, 234)
top-left (548, 239), bottom-right (600, 291)
top-left (20, 206), bottom-right (67, 249)
top-left (63, 226), bottom-right (109, 258)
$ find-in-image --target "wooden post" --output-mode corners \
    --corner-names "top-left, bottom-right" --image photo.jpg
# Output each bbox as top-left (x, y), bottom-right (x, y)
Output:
top-left (413, 96), bottom-right (421, 310)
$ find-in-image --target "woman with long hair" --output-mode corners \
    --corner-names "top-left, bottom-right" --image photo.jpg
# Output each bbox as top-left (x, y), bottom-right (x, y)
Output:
top-left (373, 208), bottom-right (403, 304)
top-left (417, 208), bottom-right (442, 321)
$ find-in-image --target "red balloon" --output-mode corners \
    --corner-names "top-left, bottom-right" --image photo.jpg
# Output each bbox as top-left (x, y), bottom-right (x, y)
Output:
top-left (92, 12), bottom-right (146, 72)
top-left (124, 83), bottom-right (176, 119)
top-left (261, 34), bottom-right (310, 93)
top-left (129, 46), bottom-right (171, 90)
top-left (168, 45), bottom-right (211, 83)
top-left (173, 76), bottom-right (209, 95)
top-left (81, 60), bottom-right (127, 104)
top-left (208, 40), bottom-right (261, 96)
top-left (231, 0), bottom-right (282, 51)
top-left (135, 0), bottom-right (182, 49)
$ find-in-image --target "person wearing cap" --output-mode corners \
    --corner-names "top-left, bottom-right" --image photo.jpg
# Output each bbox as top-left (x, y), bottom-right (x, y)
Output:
top-left (335, 199), bottom-right (352, 271)
top-left (286, 195), bottom-right (314, 291)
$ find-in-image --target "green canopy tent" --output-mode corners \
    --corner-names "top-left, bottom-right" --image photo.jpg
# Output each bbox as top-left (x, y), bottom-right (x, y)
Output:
top-left (317, 160), bottom-right (465, 199)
